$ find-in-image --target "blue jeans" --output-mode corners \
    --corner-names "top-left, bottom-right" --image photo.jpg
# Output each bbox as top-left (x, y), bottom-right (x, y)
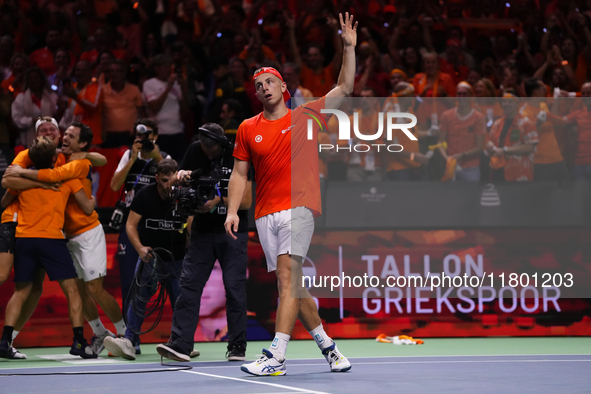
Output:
top-left (170, 231), bottom-right (248, 354)
top-left (116, 227), bottom-right (139, 309)
top-left (125, 256), bottom-right (182, 344)
top-left (455, 166), bottom-right (481, 181)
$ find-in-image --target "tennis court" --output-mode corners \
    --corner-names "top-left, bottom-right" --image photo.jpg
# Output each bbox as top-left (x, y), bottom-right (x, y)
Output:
top-left (2, 338), bottom-right (590, 393)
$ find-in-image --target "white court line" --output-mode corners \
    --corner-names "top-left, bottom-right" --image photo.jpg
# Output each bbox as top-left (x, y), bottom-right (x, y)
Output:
top-left (4, 353), bottom-right (590, 371)
top-left (186, 358), bottom-right (591, 370)
top-left (181, 370), bottom-right (329, 394)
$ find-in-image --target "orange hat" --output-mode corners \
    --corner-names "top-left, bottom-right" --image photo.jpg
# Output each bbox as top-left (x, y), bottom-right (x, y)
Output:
top-left (253, 67), bottom-right (291, 103)
top-left (390, 68), bottom-right (408, 80)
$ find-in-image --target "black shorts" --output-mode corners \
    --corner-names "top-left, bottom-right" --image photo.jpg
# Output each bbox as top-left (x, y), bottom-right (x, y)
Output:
top-left (14, 238), bottom-right (77, 282)
top-left (0, 222), bottom-right (17, 254)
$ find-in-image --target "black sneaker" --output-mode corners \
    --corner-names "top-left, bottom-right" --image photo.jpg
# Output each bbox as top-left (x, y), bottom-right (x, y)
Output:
top-left (70, 338), bottom-right (98, 359)
top-left (226, 346), bottom-right (246, 361)
top-left (156, 342), bottom-right (190, 362)
top-left (0, 337), bottom-right (13, 359)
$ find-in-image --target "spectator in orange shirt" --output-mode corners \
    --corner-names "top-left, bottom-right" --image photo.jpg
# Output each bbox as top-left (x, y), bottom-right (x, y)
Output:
top-left (475, 78), bottom-right (503, 128)
top-left (413, 52), bottom-right (456, 97)
top-left (486, 93), bottom-right (539, 181)
top-left (347, 87), bottom-right (384, 182)
top-left (29, 27), bottom-right (75, 77)
top-left (238, 31), bottom-right (277, 71)
top-left (386, 82), bottom-right (430, 181)
top-left (102, 60), bottom-right (144, 148)
top-left (438, 82), bottom-right (486, 181)
top-left (287, 13), bottom-right (342, 97)
top-left (522, 77), bottom-right (570, 180)
top-left (560, 82), bottom-right (591, 180)
top-left (62, 60), bottom-right (104, 145)
top-left (81, 27), bottom-right (127, 65)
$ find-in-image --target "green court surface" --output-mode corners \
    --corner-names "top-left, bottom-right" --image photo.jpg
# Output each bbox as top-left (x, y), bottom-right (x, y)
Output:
top-left (2, 337), bottom-right (590, 369)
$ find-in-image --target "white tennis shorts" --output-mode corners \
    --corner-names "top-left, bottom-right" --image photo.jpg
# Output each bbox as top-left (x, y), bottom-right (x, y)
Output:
top-left (255, 206), bottom-right (314, 272)
top-left (67, 224), bottom-right (107, 282)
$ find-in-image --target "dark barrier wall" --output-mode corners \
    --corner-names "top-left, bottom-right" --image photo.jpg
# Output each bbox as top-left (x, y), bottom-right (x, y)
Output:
top-left (321, 181), bottom-right (591, 229)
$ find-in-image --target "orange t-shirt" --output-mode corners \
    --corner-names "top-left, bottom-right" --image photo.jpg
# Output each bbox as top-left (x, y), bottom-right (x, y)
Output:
top-left (16, 178), bottom-right (84, 239)
top-left (412, 72), bottom-right (456, 97)
top-left (73, 81), bottom-right (104, 145)
top-left (37, 159), bottom-right (100, 236)
top-left (300, 64), bottom-right (336, 98)
top-left (489, 115), bottom-right (539, 181)
top-left (234, 98), bottom-right (325, 219)
top-left (1, 150), bottom-right (66, 224)
top-left (346, 110), bottom-right (385, 168)
top-left (439, 107), bottom-right (486, 169)
top-left (519, 103), bottom-right (563, 164)
top-left (102, 82), bottom-right (143, 133)
top-left (565, 107), bottom-right (591, 166)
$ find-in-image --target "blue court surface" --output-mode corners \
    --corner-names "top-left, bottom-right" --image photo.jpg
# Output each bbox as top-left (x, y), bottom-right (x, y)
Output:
top-left (1, 338), bottom-right (590, 393)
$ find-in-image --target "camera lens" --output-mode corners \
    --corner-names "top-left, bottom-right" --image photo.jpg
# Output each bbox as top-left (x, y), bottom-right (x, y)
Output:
top-left (141, 139), bottom-right (154, 152)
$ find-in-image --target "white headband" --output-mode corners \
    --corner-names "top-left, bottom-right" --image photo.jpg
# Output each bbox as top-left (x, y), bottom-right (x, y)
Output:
top-left (35, 118), bottom-right (59, 132)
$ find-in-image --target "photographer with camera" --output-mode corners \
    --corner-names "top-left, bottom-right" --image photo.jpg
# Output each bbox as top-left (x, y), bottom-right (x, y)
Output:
top-left (157, 123), bottom-right (252, 362)
top-left (104, 159), bottom-right (185, 360)
top-left (110, 119), bottom-right (171, 324)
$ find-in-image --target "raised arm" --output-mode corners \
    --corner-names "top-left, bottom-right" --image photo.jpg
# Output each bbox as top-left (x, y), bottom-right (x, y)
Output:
top-left (111, 143), bottom-right (141, 191)
top-left (286, 11), bottom-right (303, 67)
top-left (326, 13), bottom-right (358, 107)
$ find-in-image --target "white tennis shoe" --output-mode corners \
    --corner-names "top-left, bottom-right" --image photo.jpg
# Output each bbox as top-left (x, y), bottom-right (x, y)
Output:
top-left (240, 349), bottom-right (286, 376)
top-left (322, 342), bottom-right (351, 372)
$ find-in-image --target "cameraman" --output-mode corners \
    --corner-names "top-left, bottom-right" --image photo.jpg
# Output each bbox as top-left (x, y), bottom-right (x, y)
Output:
top-left (157, 123), bottom-right (252, 362)
top-left (110, 119), bottom-right (171, 317)
top-left (104, 159), bottom-right (185, 360)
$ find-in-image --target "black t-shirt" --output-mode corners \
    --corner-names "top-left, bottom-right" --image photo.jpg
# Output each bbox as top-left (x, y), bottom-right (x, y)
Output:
top-left (180, 140), bottom-right (251, 234)
top-left (129, 183), bottom-right (186, 260)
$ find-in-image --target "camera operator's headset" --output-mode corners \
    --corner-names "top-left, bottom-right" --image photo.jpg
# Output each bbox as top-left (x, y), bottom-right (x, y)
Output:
top-left (198, 127), bottom-right (230, 149)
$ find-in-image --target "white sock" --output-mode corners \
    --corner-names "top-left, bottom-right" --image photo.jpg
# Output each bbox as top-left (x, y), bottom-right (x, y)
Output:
top-left (269, 332), bottom-right (290, 360)
top-left (309, 324), bottom-right (333, 350)
top-left (88, 318), bottom-right (108, 336)
top-left (12, 330), bottom-right (19, 342)
top-left (113, 320), bottom-right (127, 337)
